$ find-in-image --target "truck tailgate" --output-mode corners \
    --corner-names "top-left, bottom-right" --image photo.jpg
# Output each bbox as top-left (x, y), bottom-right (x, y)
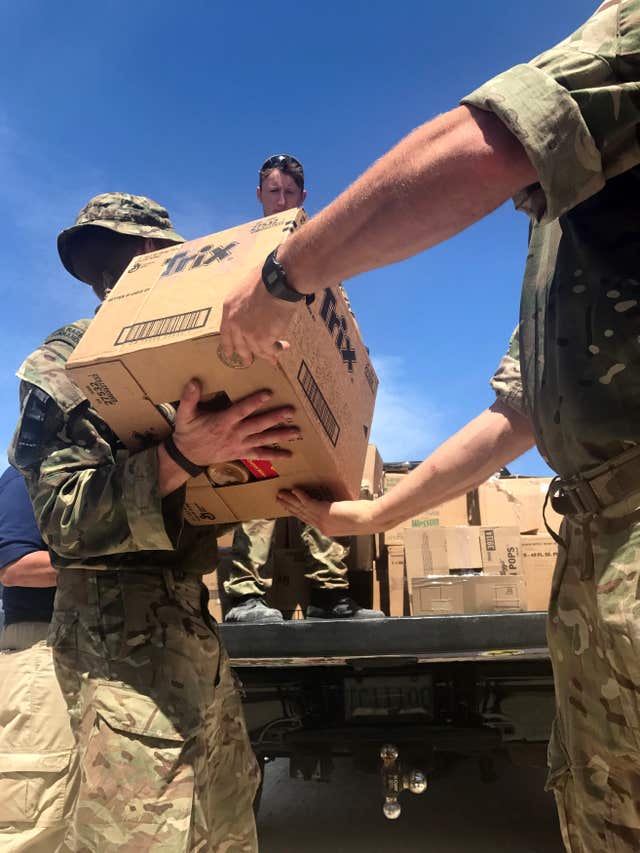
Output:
top-left (219, 612), bottom-right (548, 667)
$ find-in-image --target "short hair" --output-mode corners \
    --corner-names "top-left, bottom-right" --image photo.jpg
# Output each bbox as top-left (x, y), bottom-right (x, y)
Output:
top-left (259, 154), bottom-right (304, 191)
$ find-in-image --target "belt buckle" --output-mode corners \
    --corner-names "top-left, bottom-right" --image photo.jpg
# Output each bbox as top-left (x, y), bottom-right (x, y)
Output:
top-left (564, 479), bottom-right (601, 515)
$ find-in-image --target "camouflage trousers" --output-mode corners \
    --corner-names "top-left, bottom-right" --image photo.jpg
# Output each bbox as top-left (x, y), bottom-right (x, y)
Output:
top-left (547, 510), bottom-right (640, 851)
top-left (223, 518), bottom-right (349, 599)
top-left (50, 568), bottom-right (259, 852)
top-left (0, 621), bottom-right (77, 853)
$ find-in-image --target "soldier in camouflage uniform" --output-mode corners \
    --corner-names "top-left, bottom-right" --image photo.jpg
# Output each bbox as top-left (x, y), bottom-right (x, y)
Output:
top-left (9, 192), bottom-right (302, 852)
top-left (228, 3), bottom-right (640, 848)
top-left (224, 155), bottom-right (383, 623)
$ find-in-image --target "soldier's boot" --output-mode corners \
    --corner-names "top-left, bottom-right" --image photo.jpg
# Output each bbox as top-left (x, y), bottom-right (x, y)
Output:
top-left (305, 589), bottom-right (385, 620)
top-left (225, 595), bottom-right (284, 624)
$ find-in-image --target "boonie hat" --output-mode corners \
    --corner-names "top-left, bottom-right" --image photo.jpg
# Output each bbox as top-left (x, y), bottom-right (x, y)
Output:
top-left (58, 192), bottom-right (184, 281)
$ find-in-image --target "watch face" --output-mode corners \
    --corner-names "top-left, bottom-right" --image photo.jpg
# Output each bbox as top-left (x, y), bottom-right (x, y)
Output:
top-left (262, 250), bottom-right (305, 302)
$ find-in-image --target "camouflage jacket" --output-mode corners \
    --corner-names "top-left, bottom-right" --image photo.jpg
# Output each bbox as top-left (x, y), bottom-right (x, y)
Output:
top-left (8, 320), bottom-right (221, 574)
top-left (463, 0), bottom-right (640, 478)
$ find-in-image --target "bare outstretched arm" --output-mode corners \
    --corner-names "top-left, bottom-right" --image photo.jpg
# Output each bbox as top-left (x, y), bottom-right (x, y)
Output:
top-left (277, 399), bottom-right (536, 536)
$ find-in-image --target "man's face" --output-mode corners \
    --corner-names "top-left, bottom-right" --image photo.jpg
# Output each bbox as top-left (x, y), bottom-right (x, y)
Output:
top-left (257, 169), bottom-right (306, 216)
top-left (69, 229), bottom-right (161, 299)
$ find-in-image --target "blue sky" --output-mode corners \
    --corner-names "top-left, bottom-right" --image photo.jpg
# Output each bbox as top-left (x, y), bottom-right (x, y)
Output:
top-left (0, 1), bottom-right (594, 475)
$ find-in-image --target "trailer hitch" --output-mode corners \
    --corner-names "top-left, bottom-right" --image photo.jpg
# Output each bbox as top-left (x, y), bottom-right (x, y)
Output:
top-left (380, 744), bottom-right (427, 819)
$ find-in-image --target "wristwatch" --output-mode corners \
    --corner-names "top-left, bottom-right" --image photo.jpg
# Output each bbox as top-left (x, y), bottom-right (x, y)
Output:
top-left (261, 248), bottom-right (307, 302)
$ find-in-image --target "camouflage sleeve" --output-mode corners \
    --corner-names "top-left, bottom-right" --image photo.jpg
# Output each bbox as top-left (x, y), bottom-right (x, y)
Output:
top-left (462, 1), bottom-right (640, 222)
top-left (490, 326), bottom-right (527, 418)
top-left (8, 339), bottom-right (180, 560)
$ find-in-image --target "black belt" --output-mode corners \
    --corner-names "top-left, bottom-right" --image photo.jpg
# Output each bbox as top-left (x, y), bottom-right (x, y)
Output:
top-left (550, 444), bottom-right (640, 517)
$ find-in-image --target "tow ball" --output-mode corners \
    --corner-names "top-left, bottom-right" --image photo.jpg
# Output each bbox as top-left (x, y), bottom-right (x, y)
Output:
top-left (379, 744), bottom-right (427, 819)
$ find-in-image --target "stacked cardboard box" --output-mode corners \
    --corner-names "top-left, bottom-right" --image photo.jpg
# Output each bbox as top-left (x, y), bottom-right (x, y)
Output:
top-left (404, 524), bottom-right (526, 616)
top-left (411, 574), bottom-right (526, 617)
top-left (474, 478), bottom-right (560, 614)
top-left (469, 477), bottom-right (562, 535)
top-left (215, 472), bottom-right (559, 620)
top-left (373, 474), bottom-right (558, 618)
top-left (521, 534), bottom-right (558, 611)
top-left (382, 472), bottom-right (470, 544)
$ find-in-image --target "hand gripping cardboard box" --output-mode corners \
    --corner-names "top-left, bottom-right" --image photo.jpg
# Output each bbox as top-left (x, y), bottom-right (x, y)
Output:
top-left (65, 209), bottom-right (378, 524)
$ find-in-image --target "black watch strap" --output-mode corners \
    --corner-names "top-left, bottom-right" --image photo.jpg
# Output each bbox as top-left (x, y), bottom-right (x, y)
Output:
top-left (262, 248), bottom-right (307, 303)
top-left (163, 435), bottom-right (206, 478)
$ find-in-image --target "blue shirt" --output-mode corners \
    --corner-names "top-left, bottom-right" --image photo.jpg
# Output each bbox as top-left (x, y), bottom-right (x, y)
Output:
top-left (0, 466), bottom-right (54, 625)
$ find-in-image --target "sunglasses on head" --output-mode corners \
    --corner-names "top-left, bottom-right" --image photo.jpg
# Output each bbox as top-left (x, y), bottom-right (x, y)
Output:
top-left (260, 154), bottom-right (303, 173)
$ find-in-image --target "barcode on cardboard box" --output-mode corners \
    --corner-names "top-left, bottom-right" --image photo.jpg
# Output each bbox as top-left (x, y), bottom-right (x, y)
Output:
top-left (297, 360), bottom-right (340, 446)
top-left (115, 308), bottom-right (211, 345)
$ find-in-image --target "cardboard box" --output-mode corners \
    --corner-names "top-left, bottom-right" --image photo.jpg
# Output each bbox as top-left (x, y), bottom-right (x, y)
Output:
top-left (66, 209), bottom-right (378, 525)
top-left (267, 547), bottom-right (308, 619)
top-left (521, 534), bottom-right (558, 611)
top-left (383, 471), bottom-right (407, 493)
top-left (411, 576), bottom-right (466, 616)
top-left (411, 573), bottom-right (526, 616)
top-left (346, 534), bottom-right (376, 571)
top-left (467, 574), bottom-right (526, 614)
top-left (472, 477), bottom-right (561, 534)
top-left (361, 444), bottom-right (384, 498)
top-left (384, 496), bottom-right (471, 545)
top-left (386, 544), bottom-right (407, 617)
top-left (402, 526), bottom-right (482, 577)
top-left (478, 526), bottom-right (521, 576)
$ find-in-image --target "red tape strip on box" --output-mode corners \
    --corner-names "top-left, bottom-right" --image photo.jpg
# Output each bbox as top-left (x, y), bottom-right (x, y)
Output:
top-left (241, 459), bottom-right (279, 479)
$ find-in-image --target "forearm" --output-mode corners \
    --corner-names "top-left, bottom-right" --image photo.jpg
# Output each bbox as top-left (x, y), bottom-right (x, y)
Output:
top-left (0, 551), bottom-right (57, 587)
top-left (372, 399), bottom-right (536, 530)
top-left (280, 106), bottom-right (537, 294)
